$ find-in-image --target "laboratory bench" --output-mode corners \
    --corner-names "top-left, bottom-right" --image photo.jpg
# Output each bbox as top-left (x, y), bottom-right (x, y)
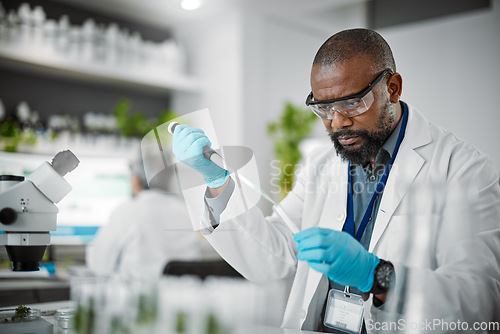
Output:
top-left (0, 300), bottom-right (321, 334)
top-left (0, 266), bottom-right (309, 333)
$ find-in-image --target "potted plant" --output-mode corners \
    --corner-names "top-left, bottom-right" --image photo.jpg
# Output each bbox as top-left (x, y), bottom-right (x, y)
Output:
top-left (113, 99), bottom-right (179, 138)
top-left (267, 102), bottom-right (317, 199)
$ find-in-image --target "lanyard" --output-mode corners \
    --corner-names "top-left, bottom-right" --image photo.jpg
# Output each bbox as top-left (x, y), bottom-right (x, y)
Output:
top-left (343, 104), bottom-right (409, 242)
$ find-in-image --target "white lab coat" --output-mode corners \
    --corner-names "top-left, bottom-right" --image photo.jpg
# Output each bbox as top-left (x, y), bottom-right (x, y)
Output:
top-left (86, 190), bottom-right (215, 280)
top-left (201, 105), bottom-right (500, 332)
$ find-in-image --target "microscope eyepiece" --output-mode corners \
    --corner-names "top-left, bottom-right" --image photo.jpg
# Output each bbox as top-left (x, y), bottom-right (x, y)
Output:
top-left (51, 150), bottom-right (80, 177)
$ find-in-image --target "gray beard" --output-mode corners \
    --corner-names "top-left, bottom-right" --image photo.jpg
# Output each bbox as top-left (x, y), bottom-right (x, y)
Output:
top-left (329, 102), bottom-right (395, 166)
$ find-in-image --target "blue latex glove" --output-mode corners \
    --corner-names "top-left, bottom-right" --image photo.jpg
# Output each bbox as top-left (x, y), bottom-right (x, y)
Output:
top-left (293, 227), bottom-right (380, 293)
top-left (172, 124), bottom-right (229, 188)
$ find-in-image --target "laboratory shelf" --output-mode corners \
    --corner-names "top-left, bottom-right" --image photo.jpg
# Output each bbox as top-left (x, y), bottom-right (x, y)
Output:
top-left (0, 44), bottom-right (201, 93)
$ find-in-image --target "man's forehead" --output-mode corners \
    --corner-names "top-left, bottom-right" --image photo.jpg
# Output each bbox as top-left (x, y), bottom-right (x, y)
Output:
top-left (312, 56), bottom-right (372, 79)
top-left (311, 58), bottom-right (372, 99)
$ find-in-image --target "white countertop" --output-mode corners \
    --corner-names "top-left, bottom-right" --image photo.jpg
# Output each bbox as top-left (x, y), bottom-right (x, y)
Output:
top-left (1, 300), bottom-right (320, 334)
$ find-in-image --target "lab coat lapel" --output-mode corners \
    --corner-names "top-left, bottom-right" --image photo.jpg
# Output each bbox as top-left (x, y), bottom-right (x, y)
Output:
top-left (318, 159), bottom-right (349, 230)
top-left (369, 106), bottom-right (431, 252)
top-left (301, 157), bottom-right (349, 318)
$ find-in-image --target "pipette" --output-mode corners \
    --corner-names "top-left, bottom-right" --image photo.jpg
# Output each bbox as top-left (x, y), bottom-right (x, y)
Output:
top-left (168, 122), bottom-right (300, 234)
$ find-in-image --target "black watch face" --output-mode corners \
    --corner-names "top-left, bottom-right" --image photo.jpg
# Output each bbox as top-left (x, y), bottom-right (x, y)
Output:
top-left (376, 264), bottom-right (394, 289)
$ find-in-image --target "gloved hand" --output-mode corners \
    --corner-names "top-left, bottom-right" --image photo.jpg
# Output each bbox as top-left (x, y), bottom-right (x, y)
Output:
top-left (172, 124), bottom-right (229, 188)
top-left (293, 227), bottom-right (380, 292)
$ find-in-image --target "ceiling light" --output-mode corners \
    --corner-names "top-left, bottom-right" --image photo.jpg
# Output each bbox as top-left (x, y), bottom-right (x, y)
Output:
top-left (180, 0), bottom-right (202, 11)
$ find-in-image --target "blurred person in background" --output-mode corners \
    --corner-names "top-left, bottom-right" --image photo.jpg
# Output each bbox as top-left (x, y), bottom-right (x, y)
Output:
top-left (86, 153), bottom-right (215, 280)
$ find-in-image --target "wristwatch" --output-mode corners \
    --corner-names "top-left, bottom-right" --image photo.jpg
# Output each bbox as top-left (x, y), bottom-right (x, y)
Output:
top-left (370, 259), bottom-right (395, 295)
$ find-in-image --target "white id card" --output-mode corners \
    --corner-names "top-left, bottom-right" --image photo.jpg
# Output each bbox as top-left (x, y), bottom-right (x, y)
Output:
top-left (324, 288), bottom-right (364, 334)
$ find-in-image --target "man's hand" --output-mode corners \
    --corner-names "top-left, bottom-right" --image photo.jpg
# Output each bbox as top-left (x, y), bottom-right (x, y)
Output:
top-left (172, 125), bottom-right (229, 188)
top-left (293, 227), bottom-right (380, 293)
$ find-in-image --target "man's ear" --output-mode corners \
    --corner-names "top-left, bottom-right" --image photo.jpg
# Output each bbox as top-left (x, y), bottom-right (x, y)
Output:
top-left (388, 72), bottom-right (403, 104)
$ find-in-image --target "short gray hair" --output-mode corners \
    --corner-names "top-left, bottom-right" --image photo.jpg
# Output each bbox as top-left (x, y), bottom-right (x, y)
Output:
top-left (313, 28), bottom-right (396, 73)
top-left (131, 149), bottom-right (178, 193)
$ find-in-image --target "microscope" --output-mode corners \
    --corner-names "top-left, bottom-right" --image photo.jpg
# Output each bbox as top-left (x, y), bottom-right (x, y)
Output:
top-left (0, 150), bottom-right (79, 271)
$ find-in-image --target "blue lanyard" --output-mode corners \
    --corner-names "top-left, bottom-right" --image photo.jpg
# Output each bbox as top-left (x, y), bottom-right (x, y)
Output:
top-left (343, 104), bottom-right (409, 242)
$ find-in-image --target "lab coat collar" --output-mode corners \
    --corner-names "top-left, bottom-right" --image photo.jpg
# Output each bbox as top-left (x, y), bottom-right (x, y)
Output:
top-left (316, 103), bottom-right (432, 231)
top-left (369, 104), bottom-right (432, 252)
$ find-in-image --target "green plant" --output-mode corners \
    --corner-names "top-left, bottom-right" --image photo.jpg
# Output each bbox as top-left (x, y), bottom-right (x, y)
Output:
top-left (13, 305), bottom-right (31, 320)
top-left (0, 117), bottom-right (37, 152)
top-left (113, 100), bottom-right (178, 138)
top-left (205, 312), bottom-right (229, 334)
top-left (175, 311), bottom-right (187, 333)
top-left (74, 298), bottom-right (95, 334)
top-left (136, 293), bottom-right (157, 325)
top-left (267, 102), bottom-right (318, 199)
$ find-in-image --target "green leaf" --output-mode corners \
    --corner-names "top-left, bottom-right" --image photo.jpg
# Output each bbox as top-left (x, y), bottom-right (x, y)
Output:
top-left (112, 100), bottom-right (180, 138)
top-left (267, 102), bottom-right (318, 199)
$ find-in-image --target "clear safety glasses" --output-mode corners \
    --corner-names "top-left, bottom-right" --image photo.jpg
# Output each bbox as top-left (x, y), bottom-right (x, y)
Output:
top-left (305, 69), bottom-right (393, 119)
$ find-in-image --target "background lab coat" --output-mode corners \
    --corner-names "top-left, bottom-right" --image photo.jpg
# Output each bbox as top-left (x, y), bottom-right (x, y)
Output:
top-left (200, 105), bottom-right (500, 332)
top-left (87, 190), bottom-right (213, 280)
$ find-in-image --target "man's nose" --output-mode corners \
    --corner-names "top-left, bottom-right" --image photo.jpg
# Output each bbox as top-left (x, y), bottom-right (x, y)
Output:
top-left (330, 110), bottom-right (353, 130)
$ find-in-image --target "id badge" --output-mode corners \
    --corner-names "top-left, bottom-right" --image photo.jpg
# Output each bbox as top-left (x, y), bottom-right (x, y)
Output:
top-left (324, 288), bottom-right (364, 334)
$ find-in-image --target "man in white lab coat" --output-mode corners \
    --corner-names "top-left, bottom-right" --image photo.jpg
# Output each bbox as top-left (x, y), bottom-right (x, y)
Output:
top-left (86, 156), bottom-right (213, 281)
top-left (172, 28), bottom-right (500, 332)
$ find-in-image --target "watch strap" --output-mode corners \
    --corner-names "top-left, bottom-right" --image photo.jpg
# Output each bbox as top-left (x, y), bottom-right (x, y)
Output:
top-left (370, 259), bottom-right (395, 295)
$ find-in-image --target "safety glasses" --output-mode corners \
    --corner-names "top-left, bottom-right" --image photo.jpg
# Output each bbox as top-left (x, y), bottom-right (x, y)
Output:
top-left (305, 69), bottom-right (393, 119)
